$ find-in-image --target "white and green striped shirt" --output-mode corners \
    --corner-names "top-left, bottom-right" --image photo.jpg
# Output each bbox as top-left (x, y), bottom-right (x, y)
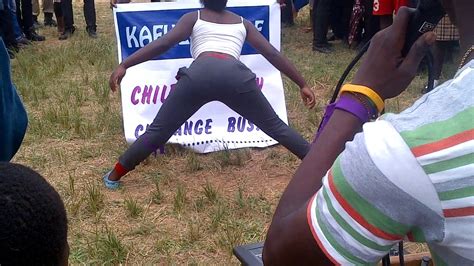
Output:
top-left (308, 60), bottom-right (474, 265)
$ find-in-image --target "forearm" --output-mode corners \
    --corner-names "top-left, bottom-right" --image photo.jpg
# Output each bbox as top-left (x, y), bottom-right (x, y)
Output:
top-left (272, 108), bottom-right (364, 219)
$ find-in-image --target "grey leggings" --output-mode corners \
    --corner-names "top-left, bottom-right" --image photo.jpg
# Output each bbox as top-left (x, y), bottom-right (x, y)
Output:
top-left (119, 56), bottom-right (310, 170)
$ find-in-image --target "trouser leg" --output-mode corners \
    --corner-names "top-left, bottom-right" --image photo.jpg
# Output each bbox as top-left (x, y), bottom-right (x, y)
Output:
top-left (54, 2), bottom-right (63, 32)
top-left (15, 0), bottom-right (21, 28)
top-left (8, 0), bottom-right (23, 39)
top-left (281, 0), bottom-right (294, 26)
top-left (221, 80), bottom-right (310, 159)
top-left (32, 0), bottom-right (39, 16)
top-left (361, 0), bottom-right (379, 44)
top-left (118, 74), bottom-right (210, 170)
top-left (0, 8), bottom-right (17, 47)
top-left (61, 0), bottom-right (73, 30)
top-left (42, 0), bottom-right (52, 13)
top-left (84, 0), bottom-right (96, 31)
top-left (432, 41), bottom-right (447, 80)
top-left (313, 0), bottom-right (332, 46)
top-left (18, 0), bottom-right (33, 32)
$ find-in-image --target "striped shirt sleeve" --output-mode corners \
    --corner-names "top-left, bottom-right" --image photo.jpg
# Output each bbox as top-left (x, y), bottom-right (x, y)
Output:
top-left (307, 121), bottom-right (444, 265)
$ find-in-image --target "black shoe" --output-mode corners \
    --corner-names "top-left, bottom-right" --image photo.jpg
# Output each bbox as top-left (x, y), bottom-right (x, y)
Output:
top-left (44, 13), bottom-right (57, 27)
top-left (26, 29), bottom-right (46, 41)
top-left (86, 27), bottom-right (98, 38)
top-left (312, 45), bottom-right (333, 54)
top-left (16, 37), bottom-right (31, 46)
top-left (59, 27), bottom-right (75, 40)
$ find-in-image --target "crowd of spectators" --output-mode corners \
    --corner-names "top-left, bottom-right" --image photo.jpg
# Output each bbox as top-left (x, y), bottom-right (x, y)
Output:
top-left (283, 0), bottom-right (457, 58)
top-left (278, 0), bottom-right (460, 89)
top-left (281, 0), bottom-right (405, 52)
top-left (0, 0), bottom-right (97, 58)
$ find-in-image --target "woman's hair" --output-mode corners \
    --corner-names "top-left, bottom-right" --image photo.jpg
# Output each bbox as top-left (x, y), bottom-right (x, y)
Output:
top-left (200, 0), bottom-right (228, 12)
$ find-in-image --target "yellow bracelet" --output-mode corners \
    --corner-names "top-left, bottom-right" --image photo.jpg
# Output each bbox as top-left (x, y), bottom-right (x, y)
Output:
top-left (339, 84), bottom-right (384, 113)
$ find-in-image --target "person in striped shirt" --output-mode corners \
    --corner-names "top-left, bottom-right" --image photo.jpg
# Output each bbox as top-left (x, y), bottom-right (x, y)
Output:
top-left (263, 0), bottom-right (473, 264)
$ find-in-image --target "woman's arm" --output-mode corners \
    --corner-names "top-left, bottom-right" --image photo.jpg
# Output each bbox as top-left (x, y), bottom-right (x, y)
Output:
top-left (109, 12), bottom-right (197, 91)
top-left (121, 12), bottom-right (196, 69)
top-left (244, 20), bottom-right (315, 108)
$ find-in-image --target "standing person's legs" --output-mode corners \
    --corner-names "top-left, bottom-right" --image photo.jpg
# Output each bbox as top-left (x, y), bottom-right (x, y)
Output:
top-left (313, 0), bottom-right (332, 53)
top-left (432, 41), bottom-right (445, 82)
top-left (83, 0), bottom-right (96, 37)
top-left (16, 0), bottom-right (44, 40)
top-left (18, 0), bottom-right (44, 41)
top-left (18, 0), bottom-right (33, 33)
top-left (105, 69), bottom-right (212, 183)
top-left (54, 1), bottom-right (63, 33)
top-left (8, 0), bottom-right (24, 40)
top-left (340, 0), bottom-right (353, 39)
top-left (32, 0), bottom-right (40, 26)
top-left (15, 0), bottom-right (22, 28)
top-left (59, 0), bottom-right (74, 39)
top-left (221, 80), bottom-right (310, 160)
top-left (426, 15), bottom-right (459, 92)
top-left (281, 0), bottom-right (294, 26)
top-left (42, 0), bottom-right (56, 26)
top-left (329, 0), bottom-right (343, 40)
top-left (360, 0), bottom-right (379, 47)
top-left (0, 0), bottom-right (18, 53)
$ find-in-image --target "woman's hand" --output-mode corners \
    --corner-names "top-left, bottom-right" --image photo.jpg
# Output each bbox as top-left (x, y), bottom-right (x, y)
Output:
top-left (352, 7), bottom-right (436, 100)
top-left (300, 86), bottom-right (316, 109)
top-left (109, 64), bottom-right (127, 92)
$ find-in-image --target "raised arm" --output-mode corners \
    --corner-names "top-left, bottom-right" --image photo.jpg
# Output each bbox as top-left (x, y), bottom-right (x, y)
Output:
top-left (109, 12), bottom-right (197, 91)
top-left (244, 19), bottom-right (315, 109)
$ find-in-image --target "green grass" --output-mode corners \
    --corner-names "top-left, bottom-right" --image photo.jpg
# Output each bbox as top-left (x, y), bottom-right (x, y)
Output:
top-left (9, 3), bottom-right (452, 264)
top-left (173, 183), bottom-right (188, 213)
top-left (124, 197), bottom-right (144, 218)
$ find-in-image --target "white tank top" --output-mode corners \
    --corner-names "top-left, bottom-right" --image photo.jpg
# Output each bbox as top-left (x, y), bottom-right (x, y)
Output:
top-left (190, 10), bottom-right (247, 59)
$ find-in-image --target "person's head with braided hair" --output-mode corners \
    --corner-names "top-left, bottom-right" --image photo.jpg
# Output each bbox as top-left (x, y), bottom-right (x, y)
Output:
top-left (0, 162), bottom-right (68, 266)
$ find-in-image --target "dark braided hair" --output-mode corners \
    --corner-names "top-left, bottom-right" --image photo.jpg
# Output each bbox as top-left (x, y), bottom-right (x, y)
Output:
top-left (0, 162), bottom-right (68, 266)
top-left (200, 0), bottom-right (228, 12)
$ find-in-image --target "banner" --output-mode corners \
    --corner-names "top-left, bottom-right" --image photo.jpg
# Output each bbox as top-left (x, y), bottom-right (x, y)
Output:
top-left (113, 0), bottom-right (287, 153)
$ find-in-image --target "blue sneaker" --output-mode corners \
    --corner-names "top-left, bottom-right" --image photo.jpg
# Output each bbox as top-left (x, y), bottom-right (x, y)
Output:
top-left (103, 171), bottom-right (120, 190)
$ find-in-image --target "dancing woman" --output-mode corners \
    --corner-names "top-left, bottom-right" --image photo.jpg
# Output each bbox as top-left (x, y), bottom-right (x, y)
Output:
top-left (104, 0), bottom-right (316, 189)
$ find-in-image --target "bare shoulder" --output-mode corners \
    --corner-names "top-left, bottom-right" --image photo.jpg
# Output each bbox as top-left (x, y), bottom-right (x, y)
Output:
top-left (178, 10), bottom-right (198, 27)
top-left (242, 18), bottom-right (261, 36)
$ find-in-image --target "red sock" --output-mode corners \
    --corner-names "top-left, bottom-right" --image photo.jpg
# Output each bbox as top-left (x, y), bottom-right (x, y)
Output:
top-left (114, 162), bottom-right (129, 178)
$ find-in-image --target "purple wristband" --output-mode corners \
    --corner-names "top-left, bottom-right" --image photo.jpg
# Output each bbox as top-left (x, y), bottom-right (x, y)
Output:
top-left (313, 95), bottom-right (371, 143)
top-left (313, 102), bottom-right (336, 142)
top-left (335, 94), bottom-right (370, 123)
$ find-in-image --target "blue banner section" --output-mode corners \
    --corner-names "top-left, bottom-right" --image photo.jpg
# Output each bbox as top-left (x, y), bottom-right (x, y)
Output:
top-left (116, 6), bottom-right (270, 61)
